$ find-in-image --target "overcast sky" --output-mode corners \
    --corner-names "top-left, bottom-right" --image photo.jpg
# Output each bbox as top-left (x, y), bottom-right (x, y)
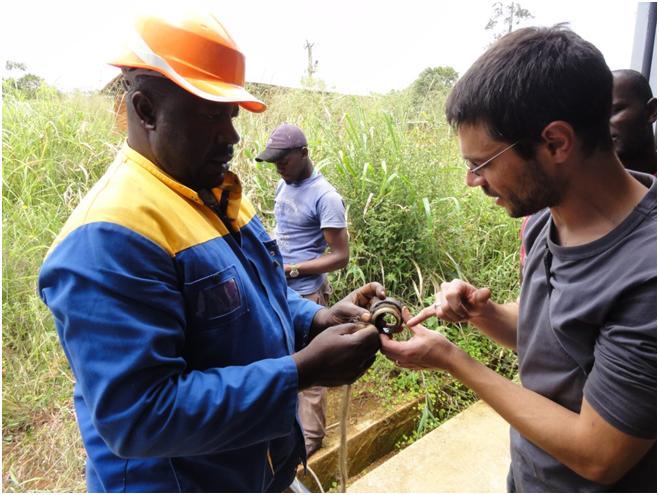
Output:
top-left (1, 0), bottom-right (642, 95)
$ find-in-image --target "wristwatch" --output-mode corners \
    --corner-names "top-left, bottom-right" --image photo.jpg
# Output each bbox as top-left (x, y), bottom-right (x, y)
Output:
top-left (289, 264), bottom-right (300, 278)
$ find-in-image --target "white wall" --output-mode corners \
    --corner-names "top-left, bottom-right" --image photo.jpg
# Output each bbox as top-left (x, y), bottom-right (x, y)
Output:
top-left (631, 2), bottom-right (657, 95)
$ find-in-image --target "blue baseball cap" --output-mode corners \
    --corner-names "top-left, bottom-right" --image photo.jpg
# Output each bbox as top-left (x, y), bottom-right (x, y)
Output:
top-left (255, 123), bottom-right (308, 162)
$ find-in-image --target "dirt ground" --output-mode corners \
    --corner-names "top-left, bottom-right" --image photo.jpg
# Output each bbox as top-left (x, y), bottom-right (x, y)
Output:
top-left (324, 383), bottom-right (387, 443)
top-left (300, 381), bottom-right (422, 491)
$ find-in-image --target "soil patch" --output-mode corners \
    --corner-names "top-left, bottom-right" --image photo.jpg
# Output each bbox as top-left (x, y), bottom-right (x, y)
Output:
top-left (325, 383), bottom-right (387, 435)
top-left (297, 381), bottom-right (423, 492)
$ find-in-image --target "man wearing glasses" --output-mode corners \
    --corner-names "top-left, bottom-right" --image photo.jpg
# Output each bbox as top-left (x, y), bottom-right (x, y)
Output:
top-left (381, 26), bottom-right (656, 492)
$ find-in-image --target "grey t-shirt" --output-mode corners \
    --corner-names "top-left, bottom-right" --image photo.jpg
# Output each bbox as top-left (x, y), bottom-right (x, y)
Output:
top-left (274, 171), bottom-right (347, 295)
top-left (512, 172), bottom-right (656, 492)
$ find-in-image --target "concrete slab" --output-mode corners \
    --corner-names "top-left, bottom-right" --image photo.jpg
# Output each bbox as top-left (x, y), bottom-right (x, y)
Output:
top-left (297, 397), bottom-right (422, 491)
top-left (348, 400), bottom-right (511, 492)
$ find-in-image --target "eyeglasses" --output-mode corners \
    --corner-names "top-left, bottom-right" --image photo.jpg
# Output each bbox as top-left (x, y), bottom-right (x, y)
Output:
top-left (464, 141), bottom-right (519, 176)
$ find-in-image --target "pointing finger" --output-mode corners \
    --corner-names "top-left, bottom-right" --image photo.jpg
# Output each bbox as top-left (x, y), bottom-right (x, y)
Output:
top-left (406, 305), bottom-right (435, 327)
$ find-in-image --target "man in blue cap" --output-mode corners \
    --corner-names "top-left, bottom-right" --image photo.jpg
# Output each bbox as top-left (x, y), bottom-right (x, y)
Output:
top-left (257, 123), bottom-right (350, 455)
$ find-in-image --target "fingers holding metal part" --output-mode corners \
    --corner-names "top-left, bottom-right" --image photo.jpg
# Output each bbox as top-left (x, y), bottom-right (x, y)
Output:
top-left (325, 282), bottom-right (387, 326)
top-left (350, 281), bottom-right (386, 310)
top-left (379, 310), bottom-right (455, 371)
top-left (294, 323), bottom-right (380, 389)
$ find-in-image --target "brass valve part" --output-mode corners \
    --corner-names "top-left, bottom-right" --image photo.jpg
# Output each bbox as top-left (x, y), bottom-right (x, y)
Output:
top-left (369, 297), bottom-right (404, 335)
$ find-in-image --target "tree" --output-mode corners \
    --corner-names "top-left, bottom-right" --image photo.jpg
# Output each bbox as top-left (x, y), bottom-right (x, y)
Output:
top-left (300, 39), bottom-right (325, 90)
top-left (485, 2), bottom-right (534, 40)
top-left (304, 40), bottom-right (318, 81)
top-left (6, 61), bottom-right (27, 72)
top-left (411, 66), bottom-right (459, 105)
top-left (3, 60), bottom-right (47, 98)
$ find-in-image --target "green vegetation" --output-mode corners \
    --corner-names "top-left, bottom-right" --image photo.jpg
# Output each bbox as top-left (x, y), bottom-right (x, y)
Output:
top-left (3, 78), bottom-right (521, 491)
top-left (410, 66), bottom-right (458, 108)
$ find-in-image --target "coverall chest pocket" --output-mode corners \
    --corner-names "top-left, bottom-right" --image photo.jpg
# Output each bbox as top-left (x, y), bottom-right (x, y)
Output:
top-left (183, 265), bottom-right (248, 332)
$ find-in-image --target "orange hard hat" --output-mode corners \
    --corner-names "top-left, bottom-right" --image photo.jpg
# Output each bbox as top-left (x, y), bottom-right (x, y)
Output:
top-left (110, 10), bottom-right (265, 113)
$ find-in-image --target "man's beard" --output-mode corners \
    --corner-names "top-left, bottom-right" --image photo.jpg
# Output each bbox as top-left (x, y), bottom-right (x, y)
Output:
top-left (486, 159), bottom-right (563, 218)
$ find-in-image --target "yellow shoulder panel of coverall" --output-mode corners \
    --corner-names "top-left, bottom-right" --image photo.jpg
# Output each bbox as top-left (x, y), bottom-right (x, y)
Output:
top-left (47, 144), bottom-right (257, 258)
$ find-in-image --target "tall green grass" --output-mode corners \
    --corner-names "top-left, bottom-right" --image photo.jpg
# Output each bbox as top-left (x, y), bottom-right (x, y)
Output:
top-left (3, 84), bottom-right (521, 491)
top-left (3, 86), bottom-right (122, 491)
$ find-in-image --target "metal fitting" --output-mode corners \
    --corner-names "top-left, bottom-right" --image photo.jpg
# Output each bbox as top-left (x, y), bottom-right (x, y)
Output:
top-left (369, 297), bottom-right (404, 335)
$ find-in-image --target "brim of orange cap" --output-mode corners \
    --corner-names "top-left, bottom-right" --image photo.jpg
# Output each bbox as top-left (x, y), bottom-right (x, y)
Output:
top-left (109, 52), bottom-right (266, 113)
top-left (186, 75), bottom-right (266, 113)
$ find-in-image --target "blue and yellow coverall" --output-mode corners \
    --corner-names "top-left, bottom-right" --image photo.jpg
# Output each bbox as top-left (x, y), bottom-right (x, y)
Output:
top-left (39, 144), bottom-right (321, 492)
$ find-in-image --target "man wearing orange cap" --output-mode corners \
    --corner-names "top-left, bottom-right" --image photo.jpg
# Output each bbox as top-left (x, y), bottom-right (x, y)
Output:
top-left (38, 11), bottom-right (381, 492)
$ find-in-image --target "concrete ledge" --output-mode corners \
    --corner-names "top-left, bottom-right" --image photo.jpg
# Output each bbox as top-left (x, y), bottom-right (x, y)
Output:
top-left (348, 400), bottom-right (510, 492)
top-left (297, 397), bottom-right (422, 491)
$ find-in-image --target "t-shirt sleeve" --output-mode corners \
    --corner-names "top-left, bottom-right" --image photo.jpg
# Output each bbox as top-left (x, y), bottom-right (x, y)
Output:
top-left (317, 190), bottom-right (347, 229)
top-left (519, 210), bottom-right (550, 284)
top-left (583, 278), bottom-right (657, 439)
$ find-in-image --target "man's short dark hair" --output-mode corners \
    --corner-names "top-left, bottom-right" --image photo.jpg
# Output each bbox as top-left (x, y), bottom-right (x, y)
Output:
top-left (121, 69), bottom-right (186, 103)
top-left (612, 69), bottom-right (654, 101)
top-left (445, 25), bottom-right (613, 157)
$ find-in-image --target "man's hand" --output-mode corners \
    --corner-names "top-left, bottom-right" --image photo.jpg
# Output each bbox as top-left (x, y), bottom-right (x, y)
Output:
top-left (406, 279), bottom-right (492, 327)
top-left (380, 308), bottom-right (457, 371)
top-left (311, 282), bottom-right (386, 335)
top-left (293, 323), bottom-right (380, 388)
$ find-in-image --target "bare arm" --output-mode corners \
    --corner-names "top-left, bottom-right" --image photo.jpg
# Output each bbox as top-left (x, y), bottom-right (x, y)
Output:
top-left (468, 300), bottom-right (518, 350)
top-left (448, 346), bottom-right (654, 484)
top-left (284, 227), bottom-right (349, 277)
top-left (380, 324), bottom-right (654, 485)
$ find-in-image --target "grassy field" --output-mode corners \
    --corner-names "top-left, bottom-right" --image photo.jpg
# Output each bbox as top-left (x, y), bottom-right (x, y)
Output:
top-left (2, 83), bottom-right (521, 491)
